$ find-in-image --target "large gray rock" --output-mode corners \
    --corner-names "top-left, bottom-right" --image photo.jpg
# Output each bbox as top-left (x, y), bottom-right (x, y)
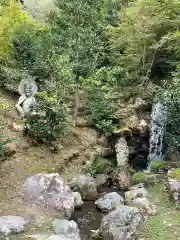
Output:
top-left (70, 174), bottom-right (97, 200)
top-left (53, 219), bottom-right (81, 240)
top-left (0, 216), bottom-right (30, 236)
top-left (115, 137), bottom-right (129, 168)
top-left (95, 192), bottom-right (124, 212)
top-left (100, 206), bottom-right (144, 240)
top-left (22, 173), bottom-right (75, 218)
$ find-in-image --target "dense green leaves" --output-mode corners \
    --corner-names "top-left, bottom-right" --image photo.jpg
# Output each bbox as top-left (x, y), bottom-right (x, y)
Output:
top-left (108, 0), bottom-right (180, 89)
top-left (2, 0), bottom-right (180, 143)
top-left (160, 70), bottom-right (180, 151)
top-left (25, 92), bottom-right (68, 143)
top-left (86, 88), bottom-right (118, 132)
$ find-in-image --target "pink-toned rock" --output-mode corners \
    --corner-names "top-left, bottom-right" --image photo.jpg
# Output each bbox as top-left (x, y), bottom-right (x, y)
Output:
top-left (22, 173), bottom-right (75, 218)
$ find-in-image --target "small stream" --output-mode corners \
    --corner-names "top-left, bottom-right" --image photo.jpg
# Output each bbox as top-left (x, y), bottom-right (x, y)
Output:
top-left (71, 200), bottom-right (103, 240)
top-left (71, 187), bottom-right (125, 240)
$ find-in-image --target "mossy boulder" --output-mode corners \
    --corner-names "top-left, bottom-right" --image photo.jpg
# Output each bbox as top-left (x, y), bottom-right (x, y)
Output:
top-left (132, 172), bottom-right (150, 184)
top-left (132, 171), bottom-right (162, 185)
top-left (150, 160), bottom-right (168, 173)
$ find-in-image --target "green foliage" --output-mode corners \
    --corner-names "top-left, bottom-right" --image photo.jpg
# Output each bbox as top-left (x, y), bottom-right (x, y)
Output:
top-left (0, 0), bottom-right (33, 61)
top-left (138, 184), bottom-right (180, 240)
top-left (0, 112), bottom-right (15, 159)
top-left (0, 66), bottom-right (32, 91)
top-left (25, 92), bottom-right (68, 144)
top-left (91, 156), bottom-right (114, 174)
top-left (150, 160), bottom-right (167, 173)
top-left (132, 171), bottom-right (151, 184)
top-left (11, 23), bottom-right (57, 86)
top-left (50, 0), bottom-right (108, 77)
top-left (160, 70), bottom-right (180, 151)
top-left (86, 89), bottom-right (118, 132)
top-left (107, 0), bottom-right (180, 90)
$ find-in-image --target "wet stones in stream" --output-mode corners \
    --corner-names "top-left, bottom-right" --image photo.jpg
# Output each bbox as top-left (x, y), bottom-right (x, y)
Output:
top-left (52, 219), bottom-right (81, 240)
top-left (71, 187), bottom-right (125, 240)
top-left (15, 173), bottom-right (156, 239)
top-left (71, 200), bottom-right (103, 240)
top-left (95, 192), bottom-right (124, 212)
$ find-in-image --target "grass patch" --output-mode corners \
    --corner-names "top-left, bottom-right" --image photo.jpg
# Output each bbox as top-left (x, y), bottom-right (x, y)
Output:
top-left (138, 183), bottom-right (180, 240)
top-left (168, 168), bottom-right (180, 180)
top-left (132, 171), bottom-right (151, 184)
top-left (150, 160), bottom-right (167, 173)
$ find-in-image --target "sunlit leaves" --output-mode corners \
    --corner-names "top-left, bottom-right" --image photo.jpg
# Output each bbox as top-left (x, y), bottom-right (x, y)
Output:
top-left (0, 0), bottom-right (33, 60)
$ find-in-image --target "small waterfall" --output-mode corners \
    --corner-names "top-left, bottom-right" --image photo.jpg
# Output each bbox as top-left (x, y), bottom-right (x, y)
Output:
top-left (148, 102), bottom-right (166, 167)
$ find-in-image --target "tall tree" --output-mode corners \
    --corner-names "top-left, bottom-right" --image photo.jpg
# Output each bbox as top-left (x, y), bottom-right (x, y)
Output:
top-left (49, 0), bottom-right (109, 122)
top-left (108, 0), bottom-right (180, 91)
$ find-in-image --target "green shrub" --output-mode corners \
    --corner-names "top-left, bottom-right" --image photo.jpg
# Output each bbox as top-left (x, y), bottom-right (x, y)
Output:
top-left (86, 90), bottom-right (118, 132)
top-left (0, 67), bottom-right (32, 92)
top-left (25, 92), bottom-right (68, 144)
top-left (150, 160), bottom-right (167, 173)
top-left (90, 156), bottom-right (114, 174)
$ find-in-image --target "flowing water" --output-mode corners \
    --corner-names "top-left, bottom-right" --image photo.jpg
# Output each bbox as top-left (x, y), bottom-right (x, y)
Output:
top-left (148, 102), bottom-right (166, 167)
top-left (71, 187), bottom-right (125, 240)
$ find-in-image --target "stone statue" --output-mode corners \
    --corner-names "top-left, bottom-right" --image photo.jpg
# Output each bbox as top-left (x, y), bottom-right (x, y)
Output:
top-left (15, 79), bottom-right (38, 118)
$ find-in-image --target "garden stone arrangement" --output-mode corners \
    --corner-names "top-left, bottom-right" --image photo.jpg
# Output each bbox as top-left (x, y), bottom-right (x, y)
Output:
top-left (0, 172), bottom-right (159, 240)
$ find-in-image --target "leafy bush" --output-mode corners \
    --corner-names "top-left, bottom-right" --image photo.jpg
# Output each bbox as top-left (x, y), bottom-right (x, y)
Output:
top-left (25, 92), bottom-right (68, 144)
top-left (12, 23), bottom-right (55, 80)
top-left (86, 89), bottom-right (118, 132)
top-left (91, 156), bottom-right (114, 174)
top-left (0, 0), bottom-right (33, 61)
top-left (0, 66), bottom-right (33, 92)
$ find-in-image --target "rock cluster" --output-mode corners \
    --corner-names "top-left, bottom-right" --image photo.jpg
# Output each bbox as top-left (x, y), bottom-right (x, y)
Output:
top-left (0, 168), bottom-right (159, 240)
top-left (126, 184), bottom-right (157, 216)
